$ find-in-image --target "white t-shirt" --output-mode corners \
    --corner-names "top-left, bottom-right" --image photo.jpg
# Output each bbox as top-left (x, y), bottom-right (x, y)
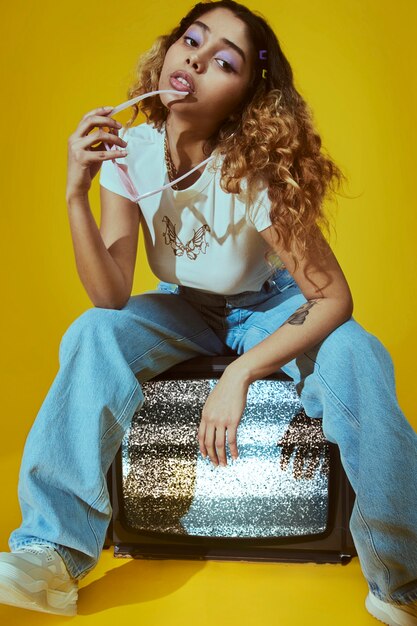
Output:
top-left (99, 121), bottom-right (284, 295)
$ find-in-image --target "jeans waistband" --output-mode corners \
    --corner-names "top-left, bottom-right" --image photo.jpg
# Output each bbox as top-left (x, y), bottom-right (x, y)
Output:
top-left (158, 267), bottom-right (294, 309)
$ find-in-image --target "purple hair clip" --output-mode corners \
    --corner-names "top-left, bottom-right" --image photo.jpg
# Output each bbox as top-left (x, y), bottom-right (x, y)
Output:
top-left (259, 49), bottom-right (268, 79)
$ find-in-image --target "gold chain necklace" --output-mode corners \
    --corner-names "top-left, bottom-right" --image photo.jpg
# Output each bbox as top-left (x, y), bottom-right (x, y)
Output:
top-left (164, 127), bottom-right (212, 191)
top-left (164, 131), bottom-right (180, 190)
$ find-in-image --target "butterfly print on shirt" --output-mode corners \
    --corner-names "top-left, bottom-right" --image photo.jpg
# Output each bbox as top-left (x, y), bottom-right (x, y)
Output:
top-left (162, 216), bottom-right (211, 260)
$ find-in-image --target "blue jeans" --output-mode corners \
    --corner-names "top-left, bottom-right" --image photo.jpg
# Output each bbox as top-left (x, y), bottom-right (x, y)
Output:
top-left (8, 268), bottom-right (417, 605)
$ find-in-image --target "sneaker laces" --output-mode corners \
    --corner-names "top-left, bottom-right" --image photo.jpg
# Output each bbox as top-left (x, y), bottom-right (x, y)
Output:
top-left (16, 544), bottom-right (65, 570)
top-left (17, 544), bottom-right (55, 557)
top-left (16, 545), bottom-right (75, 581)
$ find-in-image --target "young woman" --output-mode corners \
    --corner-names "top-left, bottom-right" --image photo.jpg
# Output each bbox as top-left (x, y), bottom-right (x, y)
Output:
top-left (0, 1), bottom-right (416, 622)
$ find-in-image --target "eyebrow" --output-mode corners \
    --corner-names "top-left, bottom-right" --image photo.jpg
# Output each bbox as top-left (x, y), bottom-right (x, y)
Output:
top-left (191, 20), bottom-right (247, 63)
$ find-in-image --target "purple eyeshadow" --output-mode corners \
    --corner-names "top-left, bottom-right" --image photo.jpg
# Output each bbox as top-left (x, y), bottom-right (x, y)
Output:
top-left (185, 29), bottom-right (201, 44)
top-left (185, 28), bottom-right (239, 71)
top-left (220, 51), bottom-right (236, 70)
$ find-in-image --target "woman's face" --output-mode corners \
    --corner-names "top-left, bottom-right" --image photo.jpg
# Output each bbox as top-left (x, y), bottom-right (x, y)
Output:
top-left (158, 7), bottom-right (255, 128)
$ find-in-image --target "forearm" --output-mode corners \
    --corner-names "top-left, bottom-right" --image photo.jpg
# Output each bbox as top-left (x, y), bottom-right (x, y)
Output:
top-left (66, 194), bottom-right (129, 309)
top-left (226, 297), bottom-right (353, 385)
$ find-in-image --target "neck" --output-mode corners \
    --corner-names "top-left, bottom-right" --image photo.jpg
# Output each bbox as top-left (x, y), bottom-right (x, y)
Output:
top-left (164, 113), bottom-right (218, 174)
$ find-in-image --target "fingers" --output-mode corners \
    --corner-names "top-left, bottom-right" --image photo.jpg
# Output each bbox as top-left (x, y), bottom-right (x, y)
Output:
top-left (215, 427), bottom-right (227, 466)
top-left (81, 106), bottom-right (114, 122)
top-left (198, 420), bottom-right (219, 465)
top-left (69, 109), bottom-right (123, 148)
top-left (197, 421), bottom-right (208, 460)
top-left (80, 128), bottom-right (128, 152)
top-left (203, 423), bottom-right (220, 466)
top-left (227, 426), bottom-right (239, 461)
top-left (78, 114), bottom-right (123, 139)
top-left (197, 423), bottom-right (238, 467)
top-left (68, 105), bottom-right (130, 168)
top-left (81, 147), bottom-right (128, 162)
top-left (68, 129), bottom-right (128, 167)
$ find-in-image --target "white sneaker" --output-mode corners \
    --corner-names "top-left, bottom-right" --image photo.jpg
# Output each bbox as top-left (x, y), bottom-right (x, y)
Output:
top-left (366, 591), bottom-right (417, 626)
top-left (0, 544), bottom-right (78, 616)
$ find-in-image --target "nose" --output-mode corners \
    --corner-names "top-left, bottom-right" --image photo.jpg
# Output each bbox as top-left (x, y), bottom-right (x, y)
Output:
top-left (186, 51), bottom-right (205, 73)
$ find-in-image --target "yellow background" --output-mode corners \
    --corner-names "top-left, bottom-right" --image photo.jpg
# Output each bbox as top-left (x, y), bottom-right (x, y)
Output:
top-left (0, 0), bottom-right (416, 624)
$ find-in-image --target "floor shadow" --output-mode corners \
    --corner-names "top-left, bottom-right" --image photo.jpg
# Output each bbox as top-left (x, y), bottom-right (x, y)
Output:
top-left (78, 556), bottom-right (205, 615)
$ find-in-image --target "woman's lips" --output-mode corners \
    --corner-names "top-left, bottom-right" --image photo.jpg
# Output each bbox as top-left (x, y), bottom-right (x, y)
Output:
top-left (169, 76), bottom-right (193, 94)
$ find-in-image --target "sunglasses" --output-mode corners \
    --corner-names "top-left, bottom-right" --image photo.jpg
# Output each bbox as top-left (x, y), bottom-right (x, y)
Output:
top-left (103, 90), bottom-right (216, 202)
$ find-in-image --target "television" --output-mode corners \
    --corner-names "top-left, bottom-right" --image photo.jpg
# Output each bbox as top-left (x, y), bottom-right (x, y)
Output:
top-left (105, 356), bottom-right (356, 564)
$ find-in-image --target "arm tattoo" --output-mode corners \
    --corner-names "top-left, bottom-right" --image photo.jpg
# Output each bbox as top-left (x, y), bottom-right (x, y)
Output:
top-left (284, 300), bottom-right (319, 326)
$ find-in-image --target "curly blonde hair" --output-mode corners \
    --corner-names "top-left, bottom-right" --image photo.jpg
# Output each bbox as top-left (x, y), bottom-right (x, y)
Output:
top-left (123, 0), bottom-right (347, 271)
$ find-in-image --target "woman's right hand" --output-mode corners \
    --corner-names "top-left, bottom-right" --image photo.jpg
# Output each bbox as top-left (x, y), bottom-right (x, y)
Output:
top-left (66, 106), bottom-right (128, 200)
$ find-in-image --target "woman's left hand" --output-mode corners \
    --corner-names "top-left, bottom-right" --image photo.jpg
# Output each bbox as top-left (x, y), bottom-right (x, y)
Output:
top-left (197, 367), bottom-right (249, 466)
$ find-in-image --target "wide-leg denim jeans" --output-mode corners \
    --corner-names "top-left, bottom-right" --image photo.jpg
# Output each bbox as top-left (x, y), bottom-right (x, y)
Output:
top-left (8, 268), bottom-right (417, 606)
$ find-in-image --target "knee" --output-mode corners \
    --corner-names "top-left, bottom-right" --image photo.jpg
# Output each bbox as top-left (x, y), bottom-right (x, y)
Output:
top-left (329, 318), bottom-right (371, 349)
top-left (58, 307), bottom-right (122, 361)
top-left (320, 317), bottom-right (395, 374)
